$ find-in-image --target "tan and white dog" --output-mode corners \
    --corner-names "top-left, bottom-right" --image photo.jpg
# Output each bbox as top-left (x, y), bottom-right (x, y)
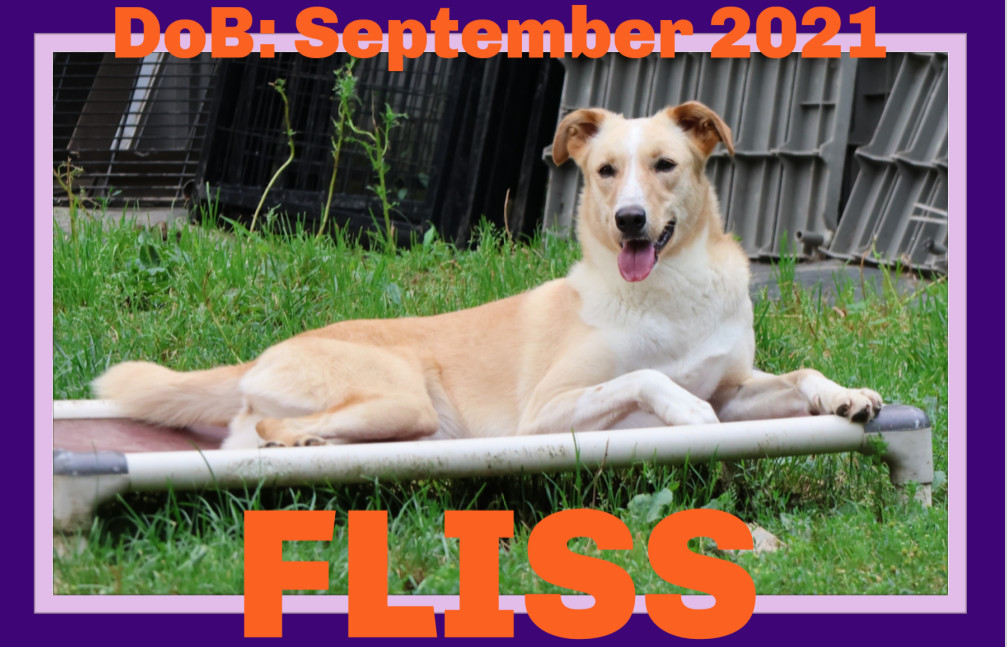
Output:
top-left (94, 102), bottom-right (882, 450)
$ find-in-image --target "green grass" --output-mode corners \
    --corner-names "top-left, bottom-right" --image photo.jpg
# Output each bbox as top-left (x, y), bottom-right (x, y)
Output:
top-left (52, 212), bottom-right (949, 596)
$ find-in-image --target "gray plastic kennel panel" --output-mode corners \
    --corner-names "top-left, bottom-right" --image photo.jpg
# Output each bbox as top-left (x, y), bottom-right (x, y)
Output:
top-left (542, 54), bottom-right (857, 259)
top-left (827, 53), bottom-right (948, 272)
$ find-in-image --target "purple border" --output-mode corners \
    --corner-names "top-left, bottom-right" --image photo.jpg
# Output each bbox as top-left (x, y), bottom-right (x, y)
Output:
top-left (26, 0), bottom-right (1001, 643)
top-left (33, 35), bottom-right (965, 619)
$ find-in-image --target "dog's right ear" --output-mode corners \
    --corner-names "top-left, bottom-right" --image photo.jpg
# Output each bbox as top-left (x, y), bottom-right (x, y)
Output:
top-left (552, 109), bottom-right (608, 166)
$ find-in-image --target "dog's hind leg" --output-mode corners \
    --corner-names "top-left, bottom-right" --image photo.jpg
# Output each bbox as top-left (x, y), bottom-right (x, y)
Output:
top-left (230, 336), bottom-right (440, 447)
top-left (254, 394), bottom-right (440, 446)
top-left (711, 369), bottom-right (883, 423)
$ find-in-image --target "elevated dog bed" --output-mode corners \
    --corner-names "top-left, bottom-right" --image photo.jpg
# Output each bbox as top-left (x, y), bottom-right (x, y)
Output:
top-left (52, 401), bottom-right (933, 531)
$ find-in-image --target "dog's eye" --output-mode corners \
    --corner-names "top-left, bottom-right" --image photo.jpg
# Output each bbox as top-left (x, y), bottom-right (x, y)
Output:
top-left (655, 158), bottom-right (677, 172)
top-left (598, 164), bottom-right (616, 178)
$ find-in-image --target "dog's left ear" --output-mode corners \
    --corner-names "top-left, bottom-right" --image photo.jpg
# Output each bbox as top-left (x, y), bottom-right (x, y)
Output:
top-left (667, 102), bottom-right (735, 157)
top-left (552, 108), bottom-right (608, 166)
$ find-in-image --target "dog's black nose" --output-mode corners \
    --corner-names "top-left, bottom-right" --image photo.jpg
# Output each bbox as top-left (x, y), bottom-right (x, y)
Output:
top-left (615, 206), bottom-right (647, 236)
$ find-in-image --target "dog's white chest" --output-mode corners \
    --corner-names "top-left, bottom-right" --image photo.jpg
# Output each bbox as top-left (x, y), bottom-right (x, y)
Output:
top-left (655, 321), bottom-right (750, 396)
top-left (605, 310), bottom-right (749, 399)
top-left (571, 260), bottom-right (753, 400)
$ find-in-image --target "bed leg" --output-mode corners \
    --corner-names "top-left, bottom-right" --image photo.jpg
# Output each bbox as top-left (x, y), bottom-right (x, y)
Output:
top-left (860, 405), bottom-right (934, 506)
top-left (53, 450), bottom-right (130, 532)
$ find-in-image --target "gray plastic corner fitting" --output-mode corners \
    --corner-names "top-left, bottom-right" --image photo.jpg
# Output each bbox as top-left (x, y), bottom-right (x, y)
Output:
top-left (860, 405), bottom-right (934, 506)
top-left (53, 450), bottom-right (130, 532)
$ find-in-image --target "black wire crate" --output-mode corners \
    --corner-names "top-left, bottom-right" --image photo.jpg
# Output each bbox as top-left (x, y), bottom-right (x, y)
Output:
top-left (194, 54), bottom-right (563, 244)
top-left (196, 53), bottom-right (462, 241)
top-left (53, 53), bottom-right (218, 208)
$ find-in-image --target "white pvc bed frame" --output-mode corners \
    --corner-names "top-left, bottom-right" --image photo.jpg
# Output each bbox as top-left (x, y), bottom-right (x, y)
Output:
top-left (52, 401), bottom-right (933, 531)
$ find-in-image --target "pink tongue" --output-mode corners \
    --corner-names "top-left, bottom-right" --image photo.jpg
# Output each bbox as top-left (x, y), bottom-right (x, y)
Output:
top-left (618, 241), bottom-right (656, 282)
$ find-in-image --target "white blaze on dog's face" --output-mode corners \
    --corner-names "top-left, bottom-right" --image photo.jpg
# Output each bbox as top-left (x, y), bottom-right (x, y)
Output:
top-left (553, 102), bottom-right (734, 282)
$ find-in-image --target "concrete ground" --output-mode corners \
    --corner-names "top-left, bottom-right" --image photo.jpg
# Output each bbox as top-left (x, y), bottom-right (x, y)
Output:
top-left (749, 259), bottom-right (920, 301)
top-left (53, 207), bottom-right (185, 234)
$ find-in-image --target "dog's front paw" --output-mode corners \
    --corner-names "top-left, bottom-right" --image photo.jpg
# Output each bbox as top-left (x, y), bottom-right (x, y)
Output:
top-left (828, 388), bottom-right (883, 423)
top-left (260, 435), bottom-right (327, 447)
top-left (656, 398), bottom-right (720, 427)
top-left (293, 435), bottom-right (327, 447)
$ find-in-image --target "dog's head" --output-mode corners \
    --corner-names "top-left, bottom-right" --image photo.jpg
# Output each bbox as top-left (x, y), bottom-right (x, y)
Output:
top-left (553, 102), bottom-right (734, 282)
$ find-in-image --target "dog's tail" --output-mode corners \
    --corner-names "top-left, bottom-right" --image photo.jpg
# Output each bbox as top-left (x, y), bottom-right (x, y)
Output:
top-left (92, 361), bottom-right (252, 428)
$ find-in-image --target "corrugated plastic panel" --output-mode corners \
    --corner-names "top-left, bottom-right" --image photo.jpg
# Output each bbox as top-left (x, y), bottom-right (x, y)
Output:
top-left (827, 53), bottom-right (948, 272)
